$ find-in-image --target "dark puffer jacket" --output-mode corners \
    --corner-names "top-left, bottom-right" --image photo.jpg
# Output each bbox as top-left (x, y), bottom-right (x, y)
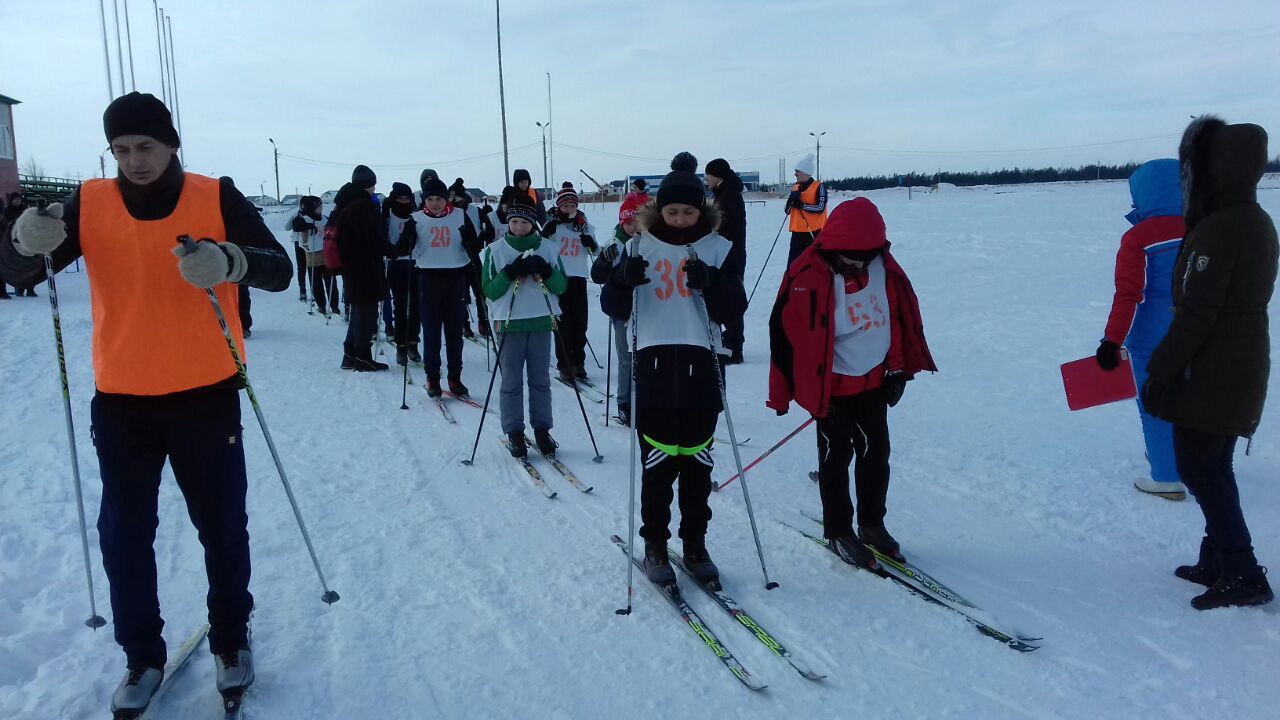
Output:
top-left (1145, 117), bottom-right (1278, 438)
top-left (332, 182), bottom-right (391, 304)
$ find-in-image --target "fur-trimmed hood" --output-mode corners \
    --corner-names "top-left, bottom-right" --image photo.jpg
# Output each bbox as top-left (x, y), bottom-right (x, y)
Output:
top-left (1179, 115), bottom-right (1269, 229)
top-left (634, 200), bottom-right (721, 244)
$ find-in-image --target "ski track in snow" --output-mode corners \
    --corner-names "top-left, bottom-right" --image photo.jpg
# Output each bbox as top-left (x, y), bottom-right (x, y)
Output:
top-left (2, 180), bottom-right (1279, 719)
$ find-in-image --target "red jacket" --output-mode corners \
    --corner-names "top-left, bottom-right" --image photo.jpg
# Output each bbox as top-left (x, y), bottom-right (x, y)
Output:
top-left (768, 197), bottom-right (936, 418)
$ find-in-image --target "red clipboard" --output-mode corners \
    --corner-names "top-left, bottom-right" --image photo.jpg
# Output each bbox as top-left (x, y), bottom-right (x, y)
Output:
top-left (1061, 353), bottom-right (1137, 411)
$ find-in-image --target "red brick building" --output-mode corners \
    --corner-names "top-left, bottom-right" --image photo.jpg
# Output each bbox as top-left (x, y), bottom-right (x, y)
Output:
top-left (0, 93), bottom-right (18, 201)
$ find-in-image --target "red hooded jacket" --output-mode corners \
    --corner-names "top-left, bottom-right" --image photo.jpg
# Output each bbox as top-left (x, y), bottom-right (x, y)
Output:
top-left (767, 197), bottom-right (936, 418)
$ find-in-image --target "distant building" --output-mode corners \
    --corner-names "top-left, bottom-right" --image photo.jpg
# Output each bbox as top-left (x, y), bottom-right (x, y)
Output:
top-left (0, 93), bottom-right (19, 200)
top-left (625, 170), bottom-right (761, 194)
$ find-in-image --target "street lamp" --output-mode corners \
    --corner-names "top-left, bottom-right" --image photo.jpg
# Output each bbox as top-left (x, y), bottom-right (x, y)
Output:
top-left (809, 131), bottom-right (826, 180)
top-left (536, 121), bottom-right (551, 198)
top-left (268, 137), bottom-right (280, 202)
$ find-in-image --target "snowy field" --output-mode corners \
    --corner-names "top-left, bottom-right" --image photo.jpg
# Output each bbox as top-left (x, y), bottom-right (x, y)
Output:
top-left (2, 179), bottom-right (1279, 719)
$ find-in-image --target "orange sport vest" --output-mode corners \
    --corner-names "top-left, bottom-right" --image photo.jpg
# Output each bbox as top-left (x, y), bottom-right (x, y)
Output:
top-left (789, 181), bottom-right (827, 233)
top-left (524, 187), bottom-right (540, 207)
top-left (80, 173), bottom-right (244, 395)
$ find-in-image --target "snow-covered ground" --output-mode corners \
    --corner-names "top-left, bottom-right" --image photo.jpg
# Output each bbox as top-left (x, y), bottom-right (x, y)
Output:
top-left (2, 180), bottom-right (1278, 719)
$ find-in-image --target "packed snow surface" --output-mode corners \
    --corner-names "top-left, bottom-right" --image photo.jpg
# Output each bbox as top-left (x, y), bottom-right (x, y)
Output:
top-left (2, 179), bottom-right (1278, 719)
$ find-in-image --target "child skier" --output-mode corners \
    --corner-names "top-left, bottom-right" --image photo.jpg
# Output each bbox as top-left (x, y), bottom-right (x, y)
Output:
top-left (401, 177), bottom-right (480, 397)
top-left (1094, 159), bottom-right (1187, 500)
top-left (603, 167), bottom-right (746, 586)
top-left (289, 196), bottom-right (338, 315)
top-left (383, 182), bottom-right (421, 365)
top-left (481, 199), bottom-right (567, 458)
top-left (768, 197), bottom-right (936, 568)
top-left (542, 182), bottom-right (598, 382)
top-left (591, 198), bottom-right (641, 425)
top-left (450, 178), bottom-right (491, 339)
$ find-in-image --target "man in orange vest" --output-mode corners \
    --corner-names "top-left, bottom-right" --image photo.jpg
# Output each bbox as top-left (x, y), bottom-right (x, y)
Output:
top-left (11, 92), bottom-right (292, 717)
top-left (785, 153), bottom-right (828, 264)
top-left (513, 168), bottom-right (548, 225)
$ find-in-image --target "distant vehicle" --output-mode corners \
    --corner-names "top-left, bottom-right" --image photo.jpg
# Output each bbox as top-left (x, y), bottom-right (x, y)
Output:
top-left (280, 194), bottom-right (302, 207)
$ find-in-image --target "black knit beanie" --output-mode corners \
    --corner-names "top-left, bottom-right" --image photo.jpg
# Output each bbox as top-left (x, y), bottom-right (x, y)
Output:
top-left (103, 92), bottom-right (180, 147)
top-left (705, 158), bottom-right (732, 179)
top-left (505, 198), bottom-right (539, 227)
top-left (656, 170), bottom-right (705, 209)
top-left (422, 178), bottom-right (449, 200)
top-left (352, 164), bottom-right (377, 189)
top-left (670, 151), bottom-right (698, 173)
top-left (389, 182), bottom-right (414, 201)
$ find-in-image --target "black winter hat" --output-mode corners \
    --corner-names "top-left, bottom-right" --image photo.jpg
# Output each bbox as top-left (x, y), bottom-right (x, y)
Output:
top-left (705, 158), bottom-right (733, 179)
top-left (389, 182), bottom-right (414, 201)
top-left (513, 168), bottom-right (532, 186)
top-left (300, 195), bottom-right (322, 212)
top-left (352, 164), bottom-right (377, 188)
top-left (670, 151), bottom-right (698, 173)
top-left (218, 176), bottom-right (236, 188)
top-left (422, 178), bottom-right (449, 200)
top-left (419, 168), bottom-right (439, 189)
top-left (103, 92), bottom-right (180, 147)
top-left (449, 178), bottom-right (467, 197)
top-left (632, 178), bottom-right (647, 190)
top-left (656, 170), bottom-right (706, 210)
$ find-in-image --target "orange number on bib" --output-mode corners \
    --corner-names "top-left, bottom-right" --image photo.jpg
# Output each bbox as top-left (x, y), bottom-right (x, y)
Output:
top-left (653, 259), bottom-right (690, 301)
top-left (430, 227), bottom-right (452, 247)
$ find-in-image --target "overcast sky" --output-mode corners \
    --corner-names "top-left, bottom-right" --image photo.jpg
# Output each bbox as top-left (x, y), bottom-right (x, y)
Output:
top-left (3, 0), bottom-right (1278, 197)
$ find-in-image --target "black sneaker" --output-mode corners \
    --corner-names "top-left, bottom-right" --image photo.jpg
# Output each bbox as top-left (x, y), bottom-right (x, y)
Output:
top-left (407, 346), bottom-right (422, 363)
top-left (828, 534), bottom-right (880, 571)
top-left (533, 429), bottom-right (557, 457)
top-left (682, 538), bottom-right (720, 586)
top-left (1191, 569), bottom-right (1273, 610)
top-left (858, 525), bottom-right (905, 563)
top-left (396, 348), bottom-right (408, 366)
top-left (425, 375), bottom-right (443, 398)
top-left (447, 376), bottom-right (470, 400)
top-left (353, 358), bottom-right (389, 372)
top-left (643, 540), bottom-right (677, 586)
top-left (1175, 563), bottom-right (1219, 588)
top-left (506, 432), bottom-right (528, 459)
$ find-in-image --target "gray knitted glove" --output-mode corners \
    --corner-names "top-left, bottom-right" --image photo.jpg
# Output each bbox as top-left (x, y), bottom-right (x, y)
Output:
top-left (171, 239), bottom-right (247, 288)
top-left (12, 204), bottom-right (66, 256)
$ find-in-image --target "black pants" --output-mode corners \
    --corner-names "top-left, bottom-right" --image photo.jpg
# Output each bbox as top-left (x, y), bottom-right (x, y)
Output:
top-left (293, 244), bottom-right (308, 298)
top-left (312, 268), bottom-right (340, 314)
top-left (387, 260), bottom-right (420, 348)
top-left (237, 284), bottom-right (252, 333)
top-left (92, 389), bottom-right (253, 667)
top-left (787, 229), bottom-right (820, 265)
top-left (1174, 426), bottom-right (1260, 577)
top-left (721, 272), bottom-right (745, 355)
top-left (554, 277), bottom-right (589, 372)
top-left (816, 390), bottom-right (891, 536)
top-left (466, 257), bottom-right (489, 329)
top-left (343, 302), bottom-right (378, 362)
top-left (417, 267), bottom-right (467, 378)
top-left (638, 408), bottom-right (718, 542)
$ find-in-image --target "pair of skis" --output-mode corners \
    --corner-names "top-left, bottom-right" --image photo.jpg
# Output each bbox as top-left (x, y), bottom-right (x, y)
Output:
top-left (786, 510), bottom-right (1042, 653)
top-left (612, 535), bottom-right (825, 691)
top-left (112, 624), bottom-right (247, 719)
top-left (501, 437), bottom-right (594, 498)
top-left (556, 376), bottom-right (607, 404)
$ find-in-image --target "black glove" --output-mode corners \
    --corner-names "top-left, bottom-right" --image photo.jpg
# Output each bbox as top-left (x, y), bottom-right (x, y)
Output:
top-left (785, 191), bottom-right (801, 213)
top-left (581, 234), bottom-right (598, 253)
top-left (1140, 377), bottom-right (1168, 415)
top-left (290, 216), bottom-right (315, 233)
top-left (503, 256), bottom-right (528, 281)
top-left (526, 255), bottom-right (554, 280)
top-left (684, 258), bottom-right (717, 290)
top-left (617, 255), bottom-right (650, 287)
top-left (1095, 340), bottom-right (1121, 371)
top-left (883, 370), bottom-right (907, 408)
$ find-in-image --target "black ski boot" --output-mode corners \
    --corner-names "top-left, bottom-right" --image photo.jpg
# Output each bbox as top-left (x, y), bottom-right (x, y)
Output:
top-left (463, 322), bottom-right (476, 339)
top-left (616, 402), bottom-right (631, 427)
top-left (534, 429), bottom-right (558, 457)
top-left (448, 376), bottom-right (470, 400)
top-left (828, 534), bottom-right (880, 571)
top-left (859, 525), bottom-right (905, 563)
top-left (1191, 569), bottom-right (1273, 610)
top-left (506, 432), bottom-right (528, 459)
top-left (682, 538), bottom-right (721, 587)
top-left (353, 357), bottom-right (389, 372)
top-left (575, 366), bottom-right (589, 382)
top-left (407, 346), bottom-right (422, 364)
top-left (643, 540), bottom-right (677, 586)
top-left (1175, 537), bottom-right (1219, 588)
top-left (340, 354), bottom-right (355, 370)
top-left (396, 347), bottom-right (408, 366)
top-left (425, 375), bottom-right (443, 398)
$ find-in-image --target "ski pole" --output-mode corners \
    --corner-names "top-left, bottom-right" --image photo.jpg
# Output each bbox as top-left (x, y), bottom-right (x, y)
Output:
top-left (539, 280), bottom-right (604, 463)
top-left (585, 335), bottom-right (605, 371)
top-left (747, 215), bottom-right (787, 306)
top-left (604, 318), bottom-right (612, 426)
top-left (461, 277), bottom-right (518, 466)
top-left (616, 282), bottom-right (641, 616)
top-left (713, 416), bottom-right (815, 492)
top-left (35, 201), bottom-right (107, 630)
top-left (687, 248), bottom-right (778, 590)
top-left (175, 235), bottom-right (340, 605)
top-left (399, 263), bottom-right (414, 410)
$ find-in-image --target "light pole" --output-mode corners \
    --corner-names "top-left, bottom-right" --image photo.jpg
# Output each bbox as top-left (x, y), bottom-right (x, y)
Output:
top-left (536, 121), bottom-right (550, 197)
top-left (260, 181), bottom-right (265, 201)
top-left (494, 0), bottom-right (510, 180)
top-left (152, 1), bottom-right (165, 103)
top-left (546, 73), bottom-right (554, 187)
top-left (268, 137), bottom-right (280, 202)
top-left (809, 131), bottom-right (826, 180)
